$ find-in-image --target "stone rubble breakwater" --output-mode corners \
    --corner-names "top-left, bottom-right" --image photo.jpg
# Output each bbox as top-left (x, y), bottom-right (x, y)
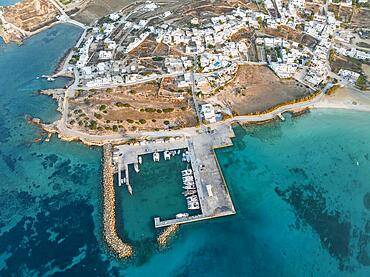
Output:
top-left (157, 224), bottom-right (179, 247)
top-left (102, 144), bottom-right (133, 258)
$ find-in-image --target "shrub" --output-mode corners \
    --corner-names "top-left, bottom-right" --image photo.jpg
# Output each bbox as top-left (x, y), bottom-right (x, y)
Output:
top-left (162, 108), bottom-right (174, 113)
top-left (89, 120), bottom-right (97, 130)
top-left (94, 113), bottom-right (102, 119)
top-left (99, 104), bottom-right (107, 111)
top-left (145, 108), bottom-right (156, 112)
top-left (139, 119), bottom-right (146, 124)
top-left (127, 119), bottom-right (134, 123)
top-left (115, 102), bottom-right (131, 108)
top-left (163, 120), bottom-right (170, 125)
top-left (152, 56), bottom-right (164, 61)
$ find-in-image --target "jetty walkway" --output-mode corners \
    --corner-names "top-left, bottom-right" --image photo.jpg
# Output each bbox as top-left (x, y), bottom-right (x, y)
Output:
top-left (112, 124), bottom-right (236, 228)
top-left (102, 144), bottom-right (132, 258)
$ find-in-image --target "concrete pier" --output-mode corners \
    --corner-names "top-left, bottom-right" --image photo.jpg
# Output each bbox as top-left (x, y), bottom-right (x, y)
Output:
top-left (112, 124), bottom-right (236, 229)
top-left (154, 125), bottom-right (236, 228)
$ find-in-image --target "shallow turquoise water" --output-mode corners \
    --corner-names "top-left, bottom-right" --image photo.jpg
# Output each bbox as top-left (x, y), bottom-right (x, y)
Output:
top-left (0, 23), bottom-right (369, 276)
top-left (0, 0), bottom-right (20, 6)
top-left (116, 151), bottom-right (194, 242)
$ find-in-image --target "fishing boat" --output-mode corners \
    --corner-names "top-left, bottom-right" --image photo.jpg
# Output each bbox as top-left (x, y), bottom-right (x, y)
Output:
top-left (138, 156), bottom-right (142, 164)
top-left (186, 195), bottom-right (198, 202)
top-left (176, 213), bottom-right (189, 219)
top-left (153, 152), bottom-right (160, 162)
top-left (181, 169), bottom-right (192, 177)
top-left (134, 163), bottom-right (140, 173)
top-left (183, 179), bottom-right (195, 185)
top-left (164, 150), bottom-right (171, 160)
top-left (182, 176), bottom-right (194, 182)
top-left (186, 195), bottom-right (200, 210)
top-left (127, 185), bottom-right (133, 195)
top-left (182, 190), bottom-right (196, 196)
top-left (183, 184), bottom-right (196, 190)
top-left (185, 151), bottom-right (191, 163)
top-left (187, 202), bottom-right (200, 210)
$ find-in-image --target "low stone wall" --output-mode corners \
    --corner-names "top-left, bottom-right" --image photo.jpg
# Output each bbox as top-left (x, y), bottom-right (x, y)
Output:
top-left (102, 144), bottom-right (133, 258)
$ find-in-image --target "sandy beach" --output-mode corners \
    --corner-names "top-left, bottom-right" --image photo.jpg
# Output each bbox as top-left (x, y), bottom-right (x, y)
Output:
top-left (312, 86), bottom-right (370, 112)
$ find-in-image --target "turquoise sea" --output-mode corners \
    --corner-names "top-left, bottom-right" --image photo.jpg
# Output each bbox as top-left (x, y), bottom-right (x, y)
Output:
top-left (0, 24), bottom-right (369, 276)
top-left (1, 0), bottom-right (20, 6)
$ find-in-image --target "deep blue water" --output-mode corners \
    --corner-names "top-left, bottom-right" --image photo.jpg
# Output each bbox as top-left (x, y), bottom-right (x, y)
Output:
top-left (0, 24), bottom-right (369, 276)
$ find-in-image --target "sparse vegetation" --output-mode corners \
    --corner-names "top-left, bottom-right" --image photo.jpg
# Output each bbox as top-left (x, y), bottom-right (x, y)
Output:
top-left (115, 102), bottom-right (131, 108)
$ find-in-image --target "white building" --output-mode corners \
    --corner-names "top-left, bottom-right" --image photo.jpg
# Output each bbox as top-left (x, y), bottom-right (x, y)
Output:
top-left (201, 104), bottom-right (216, 123)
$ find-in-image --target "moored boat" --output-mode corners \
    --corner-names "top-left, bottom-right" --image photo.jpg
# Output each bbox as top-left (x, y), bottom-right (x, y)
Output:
top-left (176, 213), bottom-right (189, 219)
top-left (153, 152), bottom-right (160, 162)
top-left (182, 189), bottom-right (196, 196)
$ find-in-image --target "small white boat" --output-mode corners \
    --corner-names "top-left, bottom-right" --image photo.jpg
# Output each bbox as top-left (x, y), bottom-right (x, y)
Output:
top-left (47, 77), bottom-right (55, 82)
top-left (153, 152), bottom-right (160, 162)
top-left (134, 163), bottom-right (140, 173)
top-left (188, 202), bottom-right (200, 210)
top-left (186, 195), bottom-right (198, 202)
top-left (138, 156), bottom-right (142, 164)
top-left (185, 151), bottom-right (191, 163)
top-left (176, 213), bottom-right (189, 219)
top-left (183, 185), bottom-right (196, 190)
top-left (182, 176), bottom-right (194, 182)
top-left (182, 190), bottom-right (196, 196)
top-left (164, 150), bottom-right (171, 160)
top-left (181, 169), bottom-right (192, 177)
top-left (128, 185), bottom-right (133, 195)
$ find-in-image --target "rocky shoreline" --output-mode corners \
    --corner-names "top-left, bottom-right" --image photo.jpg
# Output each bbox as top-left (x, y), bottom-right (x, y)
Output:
top-left (102, 144), bottom-right (133, 258)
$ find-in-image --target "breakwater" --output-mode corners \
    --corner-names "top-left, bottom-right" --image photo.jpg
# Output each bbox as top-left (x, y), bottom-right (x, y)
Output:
top-left (102, 144), bottom-right (133, 258)
top-left (157, 224), bottom-right (179, 247)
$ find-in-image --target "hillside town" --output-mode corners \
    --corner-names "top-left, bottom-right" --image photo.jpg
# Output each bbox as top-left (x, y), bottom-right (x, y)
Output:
top-left (54, 0), bottom-right (368, 128)
top-left (2, 0), bottom-right (367, 134)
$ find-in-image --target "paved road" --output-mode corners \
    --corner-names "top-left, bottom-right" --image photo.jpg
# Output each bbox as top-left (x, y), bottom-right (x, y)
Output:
top-left (49, 0), bottom-right (87, 29)
top-left (52, 83), bottom-right (333, 144)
